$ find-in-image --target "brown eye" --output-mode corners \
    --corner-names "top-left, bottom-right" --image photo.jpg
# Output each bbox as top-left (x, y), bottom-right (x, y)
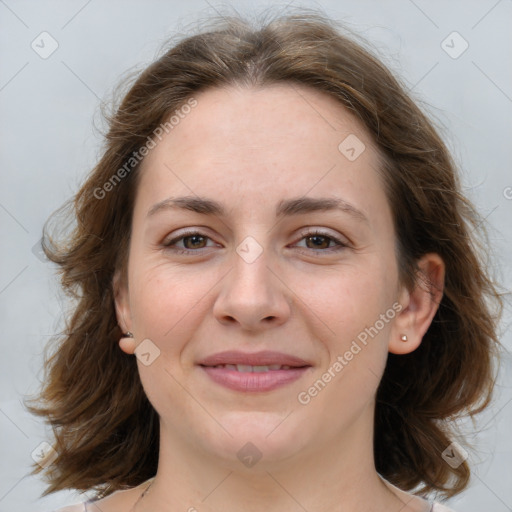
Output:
top-left (181, 235), bottom-right (208, 250)
top-left (304, 235), bottom-right (332, 250)
top-left (162, 231), bottom-right (216, 254)
top-left (294, 229), bottom-right (348, 255)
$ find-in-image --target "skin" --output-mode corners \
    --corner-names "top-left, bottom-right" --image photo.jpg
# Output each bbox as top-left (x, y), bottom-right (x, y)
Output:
top-left (108, 83), bottom-right (444, 512)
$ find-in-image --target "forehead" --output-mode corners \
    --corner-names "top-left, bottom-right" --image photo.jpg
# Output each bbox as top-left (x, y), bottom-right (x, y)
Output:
top-left (135, 83), bottom-right (389, 225)
top-left (148, 83), bottom-right (375, 160)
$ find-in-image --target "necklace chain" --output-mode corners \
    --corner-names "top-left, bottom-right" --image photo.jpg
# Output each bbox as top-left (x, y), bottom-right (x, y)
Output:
top-left (129, 481), bottom-right (153, 512)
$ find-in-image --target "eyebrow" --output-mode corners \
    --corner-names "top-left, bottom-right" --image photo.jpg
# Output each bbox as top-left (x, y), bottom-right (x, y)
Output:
top-left (147, 195), bottom-right (369, 223)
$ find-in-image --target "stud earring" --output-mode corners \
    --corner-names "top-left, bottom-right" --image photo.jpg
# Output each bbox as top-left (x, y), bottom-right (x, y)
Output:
top-left (400, 334), bottom-right (408, 342)
top-left (123, 331), bottom-right (134, 338)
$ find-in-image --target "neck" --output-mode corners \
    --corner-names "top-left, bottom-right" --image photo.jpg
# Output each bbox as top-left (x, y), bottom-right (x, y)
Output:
top-left (133, 402), bottom-right (429, 512)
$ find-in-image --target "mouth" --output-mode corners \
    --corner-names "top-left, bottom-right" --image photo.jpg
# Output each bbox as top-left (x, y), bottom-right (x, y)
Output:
top-left (200, 363), bottom-right (301, 372)
top-left (197, 351), bottom-right (312, 392)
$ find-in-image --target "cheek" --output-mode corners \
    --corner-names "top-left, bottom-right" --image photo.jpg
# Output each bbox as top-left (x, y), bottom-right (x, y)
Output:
top-left (301, 257), bottom-right (397, 392)
top-left (129, 262), bottom-right (206, 345)
top-left (297, 260), bottom-right (396, 339)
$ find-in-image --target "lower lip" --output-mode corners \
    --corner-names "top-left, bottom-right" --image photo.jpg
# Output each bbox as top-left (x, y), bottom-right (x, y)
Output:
top-left (200, 366), bottom-right (311, 392)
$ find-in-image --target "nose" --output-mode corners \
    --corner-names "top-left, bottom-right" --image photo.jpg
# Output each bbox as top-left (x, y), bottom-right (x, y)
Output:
top-left (212, 246), bottom-right (291, 332)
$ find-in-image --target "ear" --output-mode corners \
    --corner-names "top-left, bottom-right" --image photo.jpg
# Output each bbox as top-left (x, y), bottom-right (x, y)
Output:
top-left (113, 269), bottom-right (135, 355)
top-left (389, 253), bottom-right (445, 355)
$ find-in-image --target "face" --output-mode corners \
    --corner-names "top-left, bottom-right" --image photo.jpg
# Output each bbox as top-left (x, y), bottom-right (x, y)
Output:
top-left (115, 83), bottom-right (417, 467)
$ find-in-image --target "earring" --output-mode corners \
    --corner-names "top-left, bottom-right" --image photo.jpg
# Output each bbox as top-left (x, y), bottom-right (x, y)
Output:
top-left (400, 334), bottom-right (408, 342)
top-left (123, 331), bottom-right (134, 338)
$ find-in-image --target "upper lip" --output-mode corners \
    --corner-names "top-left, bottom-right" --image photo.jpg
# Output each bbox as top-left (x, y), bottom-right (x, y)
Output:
top-left (198, 350), bottom-right (311, 367)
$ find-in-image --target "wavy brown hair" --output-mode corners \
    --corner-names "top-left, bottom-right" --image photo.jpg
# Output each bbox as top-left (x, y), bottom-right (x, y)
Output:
top-left (25, 7), bottom-right (503, 501)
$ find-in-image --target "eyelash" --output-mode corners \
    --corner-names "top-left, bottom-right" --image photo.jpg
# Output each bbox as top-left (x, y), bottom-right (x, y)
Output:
top-left (162, 229), bottom-right (348, 256)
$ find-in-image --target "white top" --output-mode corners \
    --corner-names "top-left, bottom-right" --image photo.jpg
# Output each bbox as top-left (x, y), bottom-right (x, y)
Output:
top-left (433, 505), bottom-right (457, 512)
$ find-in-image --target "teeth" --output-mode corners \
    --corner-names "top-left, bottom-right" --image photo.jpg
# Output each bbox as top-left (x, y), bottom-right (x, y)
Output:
top-left (210, 364), bottom-right (294, 371)
top-left (236, 364), bottom-right (255, 372)
top-left (252, 365), bottom-right (270, 372)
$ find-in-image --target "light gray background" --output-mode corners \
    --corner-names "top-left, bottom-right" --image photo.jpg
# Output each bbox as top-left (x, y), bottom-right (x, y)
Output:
top-left (0, 0), bottom-right (511, 511)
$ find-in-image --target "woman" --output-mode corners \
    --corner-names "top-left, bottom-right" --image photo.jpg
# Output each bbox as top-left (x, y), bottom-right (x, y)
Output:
top-left (26, 9), bottom-right (502, 512)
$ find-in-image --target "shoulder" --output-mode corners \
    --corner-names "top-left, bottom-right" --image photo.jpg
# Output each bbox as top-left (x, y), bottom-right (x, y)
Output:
top-left (50, 488), bottom-right (133, 511)
top-left (51, 478), bottom-right (153, 512)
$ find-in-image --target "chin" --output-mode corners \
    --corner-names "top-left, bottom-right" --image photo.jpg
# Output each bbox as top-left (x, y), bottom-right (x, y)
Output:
top-left (194, 409), bottom-right (311, 470)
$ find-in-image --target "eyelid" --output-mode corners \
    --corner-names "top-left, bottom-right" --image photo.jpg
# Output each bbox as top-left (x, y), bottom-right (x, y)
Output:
top-left (294, 227), bottom-right (349, 246)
